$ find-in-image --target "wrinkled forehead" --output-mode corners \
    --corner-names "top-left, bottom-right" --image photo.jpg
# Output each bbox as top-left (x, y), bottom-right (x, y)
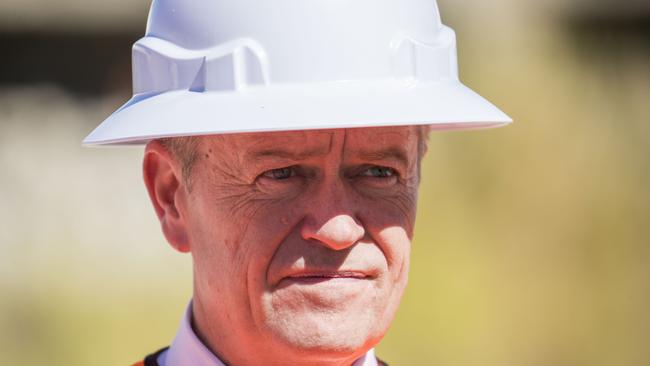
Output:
top-left (201, 126), bottom-right (420, 157)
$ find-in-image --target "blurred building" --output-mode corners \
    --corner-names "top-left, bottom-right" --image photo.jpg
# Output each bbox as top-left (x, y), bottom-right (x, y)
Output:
top-left (0, 0), bottom-right (149, 97)
top-left (0, 0), bottom-right (647, 97)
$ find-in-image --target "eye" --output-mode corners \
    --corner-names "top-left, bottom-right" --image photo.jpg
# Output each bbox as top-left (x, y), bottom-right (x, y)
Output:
top-left (261, 166), bottom-right (296, 180)
top-left (360, 166), bottom-right (397, 178)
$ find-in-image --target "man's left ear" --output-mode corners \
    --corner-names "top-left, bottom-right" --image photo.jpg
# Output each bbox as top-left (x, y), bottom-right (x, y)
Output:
top-left (142, 140), bottom-right (191, 253)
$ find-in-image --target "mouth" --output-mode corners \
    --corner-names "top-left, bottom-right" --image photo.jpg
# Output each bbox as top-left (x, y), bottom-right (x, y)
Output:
top-left (280, 270), bottom-right (372, 285)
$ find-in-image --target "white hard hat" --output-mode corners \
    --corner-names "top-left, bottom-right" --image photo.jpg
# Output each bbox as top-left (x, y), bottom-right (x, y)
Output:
top-left (83, 0), bottom-right (511, 146)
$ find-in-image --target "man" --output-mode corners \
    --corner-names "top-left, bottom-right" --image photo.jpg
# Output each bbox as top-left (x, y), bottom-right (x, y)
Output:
top-left (84, 0), bottom-right (510, 365)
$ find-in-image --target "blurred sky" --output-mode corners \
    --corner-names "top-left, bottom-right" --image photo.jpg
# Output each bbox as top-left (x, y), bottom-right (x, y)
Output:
top-left (1, 1), bottom-right (649, 365)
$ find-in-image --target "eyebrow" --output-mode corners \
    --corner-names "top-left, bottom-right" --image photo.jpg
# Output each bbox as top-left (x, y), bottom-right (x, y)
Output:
top-left (245, 147), bottom-right (329, 161)
top-left (353, 146), bottom-right (411, 167)
top-left (243, 145), bottom-right (412, 166)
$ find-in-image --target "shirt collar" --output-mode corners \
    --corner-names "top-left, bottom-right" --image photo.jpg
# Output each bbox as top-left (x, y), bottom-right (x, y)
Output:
top-left (160, 300), bottom-right (378, 366)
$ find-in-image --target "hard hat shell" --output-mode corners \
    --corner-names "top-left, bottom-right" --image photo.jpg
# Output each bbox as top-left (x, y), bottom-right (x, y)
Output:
top-left (83, 0), bottom-right (511, 146)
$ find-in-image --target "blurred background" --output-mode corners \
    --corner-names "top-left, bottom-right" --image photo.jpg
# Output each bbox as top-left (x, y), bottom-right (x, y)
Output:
top-left (1, 0), bottom-right (648, 365)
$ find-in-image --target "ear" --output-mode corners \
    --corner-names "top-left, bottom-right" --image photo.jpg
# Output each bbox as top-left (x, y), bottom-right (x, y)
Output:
top-left (142, 140), bottom-right (191, 253)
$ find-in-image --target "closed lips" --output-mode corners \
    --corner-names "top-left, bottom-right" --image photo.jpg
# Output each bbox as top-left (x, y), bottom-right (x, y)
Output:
top-left (287, 271), bottom-right (369, 279)
top-left (269, 264), bottom-right (382, 287)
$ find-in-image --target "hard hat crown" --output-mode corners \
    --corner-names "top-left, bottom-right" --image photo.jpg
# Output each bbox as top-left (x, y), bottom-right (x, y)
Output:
top-left (135, 0), bottom-right (457, 94)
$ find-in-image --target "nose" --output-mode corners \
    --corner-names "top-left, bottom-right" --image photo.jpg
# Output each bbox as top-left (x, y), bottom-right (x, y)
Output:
top-left (301, 214), bottom-right (365, 251)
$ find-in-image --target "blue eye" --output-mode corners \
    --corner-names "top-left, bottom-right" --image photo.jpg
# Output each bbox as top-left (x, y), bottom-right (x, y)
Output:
top-left (262, 167), bottom-right (295, 180)
top-left (361, 166), bottom-right (396, 178)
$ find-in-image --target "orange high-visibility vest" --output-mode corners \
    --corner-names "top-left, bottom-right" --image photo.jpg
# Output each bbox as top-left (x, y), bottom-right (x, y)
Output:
top-left (131, 347), bottom-right (168, 366)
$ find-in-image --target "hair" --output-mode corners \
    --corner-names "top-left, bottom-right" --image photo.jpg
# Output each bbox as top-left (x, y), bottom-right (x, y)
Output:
top-left (416, 124), bottom-right (431, 161)
top-left (158, 136), bottom-right (200, 185)
top-left (159, 125), bottom-right (431, 184)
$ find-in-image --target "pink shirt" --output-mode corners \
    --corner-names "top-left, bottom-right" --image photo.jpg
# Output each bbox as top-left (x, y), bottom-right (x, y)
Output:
top-left (157, 301), bottom-right (379, 366)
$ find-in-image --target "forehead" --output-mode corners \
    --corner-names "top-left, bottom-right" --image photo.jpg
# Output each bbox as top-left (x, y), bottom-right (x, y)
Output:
top-left (201, 126), bottom-right (419, 157)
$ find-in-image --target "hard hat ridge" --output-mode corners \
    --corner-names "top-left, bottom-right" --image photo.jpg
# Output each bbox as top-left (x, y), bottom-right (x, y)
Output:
top-left (133, 37), bottom-right (270, 94)
top-left (391, 26), bottom-right (459, 82)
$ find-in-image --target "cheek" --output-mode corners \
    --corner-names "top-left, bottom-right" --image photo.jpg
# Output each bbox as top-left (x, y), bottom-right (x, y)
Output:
top-left (357, 194), bottom-right (415, 284)
top-left (375, 226), bottom-right (411, 284)
top-left (363, 225), bottom-right (411, 338)
top-left (373, 225), bottom-right (412, 328)
top-left (358, 190), bottom-right (418, 239)
top-left (245, 202), bottom-right (305, 282)
top-left (357, 184), bottom-right (419, 231)
top-left (186, 190), bottom-right (262, 304)
top-left (190, 174), bottom-right (308, 279)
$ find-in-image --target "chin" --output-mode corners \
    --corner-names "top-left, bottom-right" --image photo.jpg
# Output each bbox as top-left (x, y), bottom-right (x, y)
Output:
top-left (257, 278), bottom-right (404, 360)
top-left (263, 305), bottom-right (383, 358)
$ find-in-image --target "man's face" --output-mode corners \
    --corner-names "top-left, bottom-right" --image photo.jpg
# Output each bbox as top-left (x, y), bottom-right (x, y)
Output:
top-left (157, 127), bottom-right (422, 364)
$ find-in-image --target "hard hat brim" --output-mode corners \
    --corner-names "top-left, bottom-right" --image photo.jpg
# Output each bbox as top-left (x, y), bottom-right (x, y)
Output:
top-left (83, 80), bottom-right (512, 146)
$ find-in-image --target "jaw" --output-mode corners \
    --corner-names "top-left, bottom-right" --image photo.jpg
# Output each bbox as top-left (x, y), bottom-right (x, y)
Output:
top-left (255, 277), bottom-right (403, 361)
top-left (255, 312), bottom-right (377, 366)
